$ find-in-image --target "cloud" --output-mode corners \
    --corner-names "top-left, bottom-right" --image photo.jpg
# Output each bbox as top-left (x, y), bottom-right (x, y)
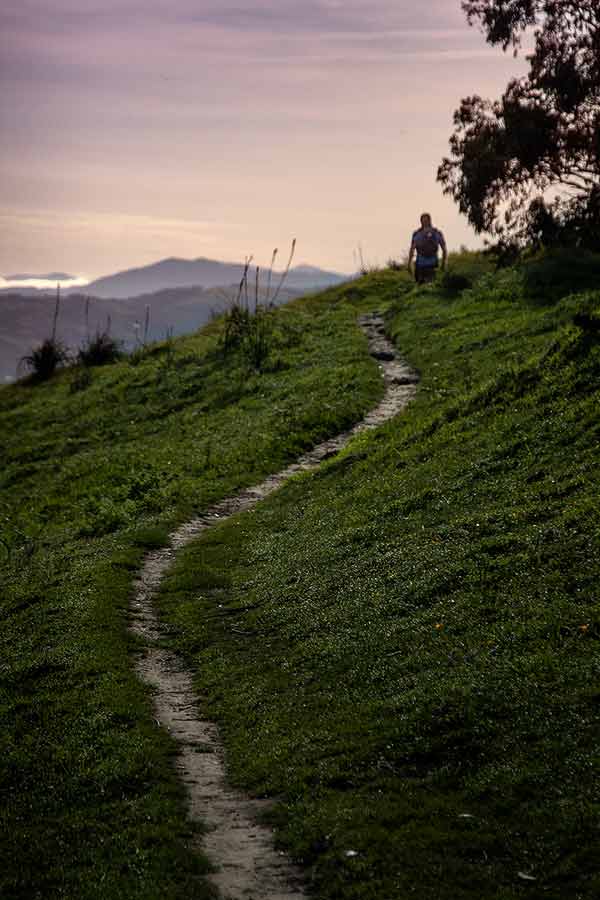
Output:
top-left (0, 207), bottom-right (251, 278)
top-left (2, 1), bottom-right (462, 32)
top-left (1, 0), bottom-right (470, 60)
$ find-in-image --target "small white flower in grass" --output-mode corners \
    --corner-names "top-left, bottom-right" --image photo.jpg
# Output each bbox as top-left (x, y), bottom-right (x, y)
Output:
top-left (345, 850), bottom-right (359, 858)
top-left (517, 872), bottom-right (537, 881)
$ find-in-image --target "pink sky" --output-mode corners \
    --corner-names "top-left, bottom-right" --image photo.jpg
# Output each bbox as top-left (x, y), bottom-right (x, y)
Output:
top-left (1, 1), bottom-right (526, 277)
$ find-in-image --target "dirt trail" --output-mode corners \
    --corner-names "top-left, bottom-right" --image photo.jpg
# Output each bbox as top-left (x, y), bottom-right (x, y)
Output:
top-left (130, 314), bottom-right (418, 899)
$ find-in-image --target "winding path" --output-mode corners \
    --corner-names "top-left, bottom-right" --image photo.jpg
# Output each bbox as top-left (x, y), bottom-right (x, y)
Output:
top-left (130, 313), bottom-right (418, 899)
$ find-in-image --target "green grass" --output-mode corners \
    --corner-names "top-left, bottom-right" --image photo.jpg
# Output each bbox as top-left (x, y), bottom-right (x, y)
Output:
top-left (157, 261), bottom-right (600, 899)
top-left (0, 292), bottom-right (382, 899)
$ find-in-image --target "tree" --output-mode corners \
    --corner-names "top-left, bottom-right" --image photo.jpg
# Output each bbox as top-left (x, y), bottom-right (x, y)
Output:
top-left (438, 1), bottom-right (600, 247)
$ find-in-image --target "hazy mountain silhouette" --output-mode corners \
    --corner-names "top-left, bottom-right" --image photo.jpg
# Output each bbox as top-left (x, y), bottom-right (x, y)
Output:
top-left (77, 257), bottom-right (346, 299)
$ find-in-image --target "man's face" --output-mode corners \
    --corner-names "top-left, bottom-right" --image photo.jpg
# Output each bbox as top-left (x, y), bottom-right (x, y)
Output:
top-left (421, 215), bottom-right (432, 229)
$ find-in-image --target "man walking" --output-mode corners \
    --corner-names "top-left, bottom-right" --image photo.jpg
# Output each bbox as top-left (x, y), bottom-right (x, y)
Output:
top-left (408, 213), bottom-right (447, 284)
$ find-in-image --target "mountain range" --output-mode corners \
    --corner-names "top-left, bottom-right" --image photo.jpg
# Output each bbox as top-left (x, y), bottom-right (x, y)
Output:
top-left (1, 257), bottom-right (346, 299)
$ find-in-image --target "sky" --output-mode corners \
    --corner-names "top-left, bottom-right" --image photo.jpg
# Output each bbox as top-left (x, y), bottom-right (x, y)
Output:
top-left (0, 0), bottom-right (527, 280)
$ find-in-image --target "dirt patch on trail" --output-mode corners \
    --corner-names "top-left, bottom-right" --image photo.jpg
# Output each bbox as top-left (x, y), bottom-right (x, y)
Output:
top-left (130, 313), bottom-right (418, 899)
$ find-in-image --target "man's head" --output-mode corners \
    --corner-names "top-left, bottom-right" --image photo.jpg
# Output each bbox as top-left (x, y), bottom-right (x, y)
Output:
top-left (420, 213), bottom-right (432, 229)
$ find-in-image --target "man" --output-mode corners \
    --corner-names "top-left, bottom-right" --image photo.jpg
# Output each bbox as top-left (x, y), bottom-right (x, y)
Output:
top-left (408, 213), bottom-right (447, 284)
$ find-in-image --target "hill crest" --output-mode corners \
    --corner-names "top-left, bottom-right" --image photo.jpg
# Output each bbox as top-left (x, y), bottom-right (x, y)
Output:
top-left (74, 257), bottom-right (347, 300)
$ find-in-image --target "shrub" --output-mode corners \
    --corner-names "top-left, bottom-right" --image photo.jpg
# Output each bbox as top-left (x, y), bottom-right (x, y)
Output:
top-left (221, 305), bottom-right (251, 352)
top-left (21, 338), bottom-right (69, 382)
top-left (220, 304), bottom-right (273, 371)
top-left (78, 331), bottom-right (122, 367)
top-left (521, 248), bottom-right (600, 304)
top-left (437, 250), bottom-right (495, 297)
top-left (440, 270), bottom-right (472, 296)
top-left (573, 308), bottom-right (600, 335)
top-left (219, 241), bottom-right (297, 371)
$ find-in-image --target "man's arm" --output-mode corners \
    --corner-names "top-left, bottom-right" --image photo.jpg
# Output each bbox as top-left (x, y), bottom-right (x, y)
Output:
top-left (439, 232), bottom-right (448, 270)
top-left (408, 238), bottom-right (416, 272)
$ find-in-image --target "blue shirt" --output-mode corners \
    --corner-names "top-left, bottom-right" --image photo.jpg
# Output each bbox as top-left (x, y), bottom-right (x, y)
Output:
top-left (412, 227), bottom-right (445, 268)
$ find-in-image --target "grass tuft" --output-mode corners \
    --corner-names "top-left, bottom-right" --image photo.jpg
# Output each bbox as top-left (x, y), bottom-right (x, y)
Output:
top-left (20, 338), bottom-right (69, 382)
top-left (78, 331), bottom-right (123, 367)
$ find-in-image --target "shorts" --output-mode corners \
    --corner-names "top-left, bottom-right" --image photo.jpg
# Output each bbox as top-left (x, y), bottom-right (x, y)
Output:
top-left (415, 264), bottom-right (437, 285)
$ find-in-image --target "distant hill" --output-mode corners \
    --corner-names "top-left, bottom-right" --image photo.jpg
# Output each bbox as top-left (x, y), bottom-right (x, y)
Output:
top-left (74, 257), bottom-right (346, 300)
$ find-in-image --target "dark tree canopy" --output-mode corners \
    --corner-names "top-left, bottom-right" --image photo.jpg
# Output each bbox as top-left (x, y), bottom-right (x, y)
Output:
top-left (438, 0), bottom-right (600, 246)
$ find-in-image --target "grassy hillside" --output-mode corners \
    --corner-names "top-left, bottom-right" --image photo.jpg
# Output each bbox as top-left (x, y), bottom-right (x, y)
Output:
top-left (0, 296), bottom-right (381, 899)
top-left (157, 255), bottom-right (600, 899)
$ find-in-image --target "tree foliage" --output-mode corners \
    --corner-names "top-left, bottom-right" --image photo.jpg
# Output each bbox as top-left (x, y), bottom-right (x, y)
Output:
top-left (438, 1), bottom-right (600, 246)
